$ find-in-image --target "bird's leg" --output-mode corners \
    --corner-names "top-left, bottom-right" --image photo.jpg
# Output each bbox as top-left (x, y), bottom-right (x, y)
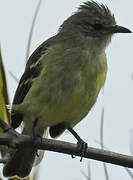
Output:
top-left (32, 118), bottom-right (40, 157)
top-left (67, 127), bottom-right (87, 161)
top-left (32, 118), bottom-right (39, 138)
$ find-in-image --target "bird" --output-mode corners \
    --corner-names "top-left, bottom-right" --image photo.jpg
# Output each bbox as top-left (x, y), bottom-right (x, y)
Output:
top-left (3, 1), bottom-right (131, 178)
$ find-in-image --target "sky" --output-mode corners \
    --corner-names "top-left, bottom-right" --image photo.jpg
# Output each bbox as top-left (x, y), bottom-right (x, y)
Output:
top-left (0, 0), bottom-right (133, 180)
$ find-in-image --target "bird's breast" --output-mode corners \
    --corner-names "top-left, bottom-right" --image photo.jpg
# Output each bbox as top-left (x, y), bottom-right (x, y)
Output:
top-left (23, 48), bottom-right (107, 128)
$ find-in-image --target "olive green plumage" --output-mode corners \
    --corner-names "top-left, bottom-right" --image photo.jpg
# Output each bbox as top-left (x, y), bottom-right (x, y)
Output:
top-left (3, 1), bottom-right (131, 178)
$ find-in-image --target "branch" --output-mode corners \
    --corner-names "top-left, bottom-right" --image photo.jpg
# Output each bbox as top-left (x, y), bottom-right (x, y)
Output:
top-left (0, 118), bottom-right (133, 170)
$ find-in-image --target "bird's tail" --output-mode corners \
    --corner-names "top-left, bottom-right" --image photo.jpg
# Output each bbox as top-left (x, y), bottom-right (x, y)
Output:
top-left (3, 127), bottom-right (48, 178)
top-left (3, 145), bottom-right (36, 178)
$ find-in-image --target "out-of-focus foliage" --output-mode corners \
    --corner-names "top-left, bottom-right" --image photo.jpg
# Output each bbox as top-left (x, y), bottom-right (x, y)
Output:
top-left (0, 49), bottom-right (27, 180)
top-left (0, 49), bottom-right (10, 159)
top-left (0, 49), bottom-right (9, 126)
top-left (0, 0), bottom-right (42, 179)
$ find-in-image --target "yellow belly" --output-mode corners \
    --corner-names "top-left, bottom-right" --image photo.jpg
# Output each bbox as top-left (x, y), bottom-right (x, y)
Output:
top-left (22, 50), bottom-right (107, 130)
top-left (23, 67), bottom-right (106, 129)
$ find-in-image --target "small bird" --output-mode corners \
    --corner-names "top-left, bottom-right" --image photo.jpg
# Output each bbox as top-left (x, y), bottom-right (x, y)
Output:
top-left (3, 1), bottom-right (131, 178)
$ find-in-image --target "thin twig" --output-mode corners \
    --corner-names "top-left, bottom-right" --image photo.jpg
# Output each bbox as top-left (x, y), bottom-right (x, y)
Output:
top-left (25, 0), bottom-right (42, 62)
top-left (131, 74), bottom-right (133, 81)
top-left (124, 129), bottom-right (133, 179)
top-left (87, 162), bottom-right (91, 180)
top-left (80, 162), bottom-right (91, 180)
top-left (100, 108), bottom-right (109, 180)
top-left (125, 168), bottom-right (133, 179)
top-left (9, 72), bottom-right (19, 83)
top-left (130, 129), bottom-right (133, 155)
top-left (81, 170), bottom-right (89, 180)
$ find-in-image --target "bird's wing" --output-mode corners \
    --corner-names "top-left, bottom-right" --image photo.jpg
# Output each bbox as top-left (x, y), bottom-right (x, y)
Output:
top-left (11, 36), bottom-right (55, 129)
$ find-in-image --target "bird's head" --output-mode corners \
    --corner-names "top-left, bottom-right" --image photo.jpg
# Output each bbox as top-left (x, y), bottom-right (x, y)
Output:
top-left (59, 1), bottom-right (131, 45)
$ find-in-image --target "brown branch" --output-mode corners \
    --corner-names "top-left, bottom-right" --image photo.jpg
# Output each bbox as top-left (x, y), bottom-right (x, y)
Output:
top-left (0, 118), bottom-right (133, 170)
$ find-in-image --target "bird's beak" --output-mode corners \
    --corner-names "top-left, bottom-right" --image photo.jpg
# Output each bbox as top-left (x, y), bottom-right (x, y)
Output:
top-left (110, 25), bottom-right (132, 33)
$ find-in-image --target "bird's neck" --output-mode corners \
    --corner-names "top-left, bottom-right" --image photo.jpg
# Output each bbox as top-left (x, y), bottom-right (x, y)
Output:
top-left (58, 30), bottom-right (110, 54)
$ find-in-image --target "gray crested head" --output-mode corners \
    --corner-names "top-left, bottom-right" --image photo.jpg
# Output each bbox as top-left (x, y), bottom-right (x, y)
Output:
top-left (59, 1), bottom-right (131, 40)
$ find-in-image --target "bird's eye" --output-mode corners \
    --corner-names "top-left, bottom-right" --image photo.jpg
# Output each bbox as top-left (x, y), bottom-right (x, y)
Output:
top-left (92, 23), bottom-right (103, 30)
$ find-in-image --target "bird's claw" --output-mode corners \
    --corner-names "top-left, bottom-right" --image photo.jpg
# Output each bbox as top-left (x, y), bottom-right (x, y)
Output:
top-left (77, 139), bottom-right (88, 162)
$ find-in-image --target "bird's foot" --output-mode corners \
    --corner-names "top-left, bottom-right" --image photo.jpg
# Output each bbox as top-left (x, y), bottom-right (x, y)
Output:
top-left (77, 138), bottom-right (88, 162)
top-left (67, 127), bottom-right (88, 161)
